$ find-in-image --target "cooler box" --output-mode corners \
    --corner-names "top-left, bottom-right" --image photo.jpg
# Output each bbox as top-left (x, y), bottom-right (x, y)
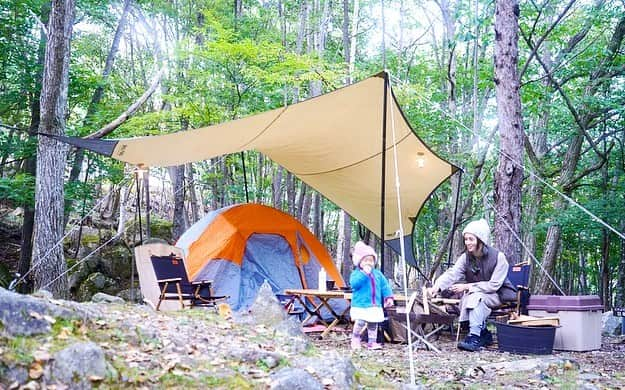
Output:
top-left (528, 295), bottom-right (603, 351)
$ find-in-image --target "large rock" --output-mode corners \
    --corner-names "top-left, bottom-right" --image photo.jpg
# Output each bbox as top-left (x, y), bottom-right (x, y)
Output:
top-left (0, 288), bottom-right (87, 336)
top-left (50, 342), bottom-right (107, 389)
top-left (91, 292), bottom-right (125, 304)
top-left (602, 311), bottom-right (623, 335)
top-left (246, 281), bottom-right (287, 326)
top-left (269, 367), bottom-right (323, 390)
top-left (76, 272), bottom-right (117, 302)
top-left (296, 354), bottom-right (356, 389)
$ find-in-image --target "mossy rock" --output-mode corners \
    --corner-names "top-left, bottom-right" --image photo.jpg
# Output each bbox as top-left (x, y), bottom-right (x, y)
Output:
top-left (99, 246), bottom-right (132, 280)
top-left (76, 272), bottom-right (118, 302)
top-left (149, 217), bottom-right (173, 241)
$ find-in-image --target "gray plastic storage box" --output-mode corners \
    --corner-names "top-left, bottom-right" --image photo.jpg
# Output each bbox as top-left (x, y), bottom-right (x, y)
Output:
top-left (528, 295), bottom-right (603, 351)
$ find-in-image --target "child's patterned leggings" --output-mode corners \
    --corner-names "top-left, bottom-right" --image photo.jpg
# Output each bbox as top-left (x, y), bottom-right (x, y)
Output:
top-left (352, 319), bottom-right (377, 342)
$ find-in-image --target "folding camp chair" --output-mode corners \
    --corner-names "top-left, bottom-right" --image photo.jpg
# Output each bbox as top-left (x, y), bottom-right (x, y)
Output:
top-left (150, 253), bottom-right (229, 311)
top-left (491, 261), bottom-right (531, 319)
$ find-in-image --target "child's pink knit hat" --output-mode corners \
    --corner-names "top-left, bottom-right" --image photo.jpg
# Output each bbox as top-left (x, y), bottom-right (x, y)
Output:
top-left (352, 241), bottom-right (377, 266)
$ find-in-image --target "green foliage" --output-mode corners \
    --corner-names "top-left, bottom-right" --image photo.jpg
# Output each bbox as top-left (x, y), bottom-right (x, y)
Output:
top-left (0, 173), bottom-right (35, 207)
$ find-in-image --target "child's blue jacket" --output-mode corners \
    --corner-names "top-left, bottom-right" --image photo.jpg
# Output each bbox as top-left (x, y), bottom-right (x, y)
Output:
top-left (349, 268), bottom-right (393, 308)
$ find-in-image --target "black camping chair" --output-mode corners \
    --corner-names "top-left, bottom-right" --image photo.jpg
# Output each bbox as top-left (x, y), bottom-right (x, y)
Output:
top-left (150, 253), bottom-right (228, 311)
top-left (491, 261), bottom-right (532, 318)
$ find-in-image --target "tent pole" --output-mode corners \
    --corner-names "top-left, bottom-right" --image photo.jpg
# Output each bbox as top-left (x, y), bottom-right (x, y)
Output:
top-left (447, 170), bottom-right (462, 268)
top-left (380, 72), bottom-right (389, 274)
top-left (241, 151), bottom-right (249, 203)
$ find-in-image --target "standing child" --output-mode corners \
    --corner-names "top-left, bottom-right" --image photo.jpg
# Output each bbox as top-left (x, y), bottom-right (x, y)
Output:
top-left (349, 241), bottom-right (394, 350)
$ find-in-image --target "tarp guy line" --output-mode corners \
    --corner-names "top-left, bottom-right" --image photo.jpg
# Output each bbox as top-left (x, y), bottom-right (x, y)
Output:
top-left (407, 80), bottom-right (625, 243)
top-left (387, 76), bottom-right (416, 384)
top-left (470, 176), bottom-right (566, 295)
top-left (16, 174), bottom-right (133, 289)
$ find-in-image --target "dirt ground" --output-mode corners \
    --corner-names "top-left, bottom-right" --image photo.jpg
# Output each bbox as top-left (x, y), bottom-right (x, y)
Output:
top-left (313, 327), bottom-right (625, 389)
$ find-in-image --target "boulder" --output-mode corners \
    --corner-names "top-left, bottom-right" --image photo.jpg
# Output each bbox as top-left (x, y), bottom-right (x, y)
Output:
top-left (76, 272), bottom-right (117, 302)
top-left (246, 281), bottom-right (287, 326)
top-left (91, 292), bottom-right (125, 304)
top-left (269, 367), bottom-right (323, 390)
top-left (50, 342), bottom-right (107, 389)
top-left (0, 288), bottom-right (87, 336)
top-left (116, 288), bottom-right (143, 303)
top-left (295, 354), bottom-right (356, 389)
top-left (602, 311), bottom-right (623, 336)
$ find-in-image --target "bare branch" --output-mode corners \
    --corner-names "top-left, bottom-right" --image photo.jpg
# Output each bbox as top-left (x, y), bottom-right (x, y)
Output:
top-left (86, 67), bottom-right (166, 139)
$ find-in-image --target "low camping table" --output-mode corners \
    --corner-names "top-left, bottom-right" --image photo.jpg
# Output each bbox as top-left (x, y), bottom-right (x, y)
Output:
top-left (284, 289), bottom-right (351, 338)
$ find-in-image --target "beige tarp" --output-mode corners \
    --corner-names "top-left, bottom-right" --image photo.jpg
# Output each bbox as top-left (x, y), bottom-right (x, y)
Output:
top-left (107, 73), bottom-right (456, 240)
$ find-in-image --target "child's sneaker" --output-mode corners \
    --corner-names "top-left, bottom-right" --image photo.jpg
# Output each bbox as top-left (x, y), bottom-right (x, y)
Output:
top-left (367, 342), bottom-right (382, 350)
top-left (351, 338), bottom-right (362, 350)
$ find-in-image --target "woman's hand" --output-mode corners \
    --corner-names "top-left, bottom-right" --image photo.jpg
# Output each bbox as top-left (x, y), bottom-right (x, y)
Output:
top-left (450, 283), bottom-right (470, 294)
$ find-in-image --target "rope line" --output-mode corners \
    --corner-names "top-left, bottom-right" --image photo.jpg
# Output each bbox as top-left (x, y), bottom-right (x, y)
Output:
top-left (387, 74), bottom-right (417, 383)
top-left (39, 165), bottom-right (203, 291)
top-left (15, 175), bottom-right (133, 288)
top-left (403, 79), bottom-right (625, 242)
top-left (470, 176), bottom-right (566, 295)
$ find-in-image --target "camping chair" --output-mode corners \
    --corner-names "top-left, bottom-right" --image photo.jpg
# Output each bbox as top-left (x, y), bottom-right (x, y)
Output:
top-left (150, 253), bottom-right (229, 311)
top-left (429, 261), bottom-right (532, 338)
top-left (491, 261), bottom-right (531, 319)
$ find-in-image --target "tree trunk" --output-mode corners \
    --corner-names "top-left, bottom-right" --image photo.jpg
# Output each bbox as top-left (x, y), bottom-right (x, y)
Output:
top-left (18, 10), bottom-right (47, 292)
top-left (186, 163), bottom-right (200, 222)
top-left (272, 166), bottom-right (283, 210)
top-left (578, 241), bottom-right (588, 294)
top-left (535, 218), bottom-right (562, 293)
top-left (312, 192), bottom-right (322, 240)
top-left (616, 219), bottom-right (625, 312)
top-left (286, 172), bottom-right (296, 215)
top-left (494, 0), bottom-right (524, 265)
top-left (32, 0), bottom-right (75, 297)
top-left (300, 191), bottom-right (312, 228)
top-left (170, 165), bottom-right (186, 241)
top-left (65, 0), bottom-right (131, 222)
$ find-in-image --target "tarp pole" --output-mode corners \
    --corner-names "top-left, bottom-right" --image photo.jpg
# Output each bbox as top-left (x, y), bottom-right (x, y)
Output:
top-left (380, 72), bottom-right (388, 273)
top-left (386, 73), bottom-right (417, 384)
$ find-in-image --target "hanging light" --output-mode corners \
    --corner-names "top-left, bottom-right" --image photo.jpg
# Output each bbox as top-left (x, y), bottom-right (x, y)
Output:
top-left (416, 152), bottom-right (425, 168)
top-left (134, 164), bottom-right (148, 179)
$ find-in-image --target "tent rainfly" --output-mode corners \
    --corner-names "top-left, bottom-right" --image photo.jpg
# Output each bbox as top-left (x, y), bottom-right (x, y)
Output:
top-left (50, 71), bottom-right (459, 267)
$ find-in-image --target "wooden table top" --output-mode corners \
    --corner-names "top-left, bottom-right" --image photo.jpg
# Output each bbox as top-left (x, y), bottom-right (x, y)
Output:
top-left (283, 288), bottom-right (412, 302)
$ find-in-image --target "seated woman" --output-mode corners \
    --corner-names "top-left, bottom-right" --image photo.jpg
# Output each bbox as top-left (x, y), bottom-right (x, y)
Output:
top-left (427, 219), bottom-right (516, 351)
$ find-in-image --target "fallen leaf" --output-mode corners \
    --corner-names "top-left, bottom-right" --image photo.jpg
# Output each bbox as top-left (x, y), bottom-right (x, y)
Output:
top-left (56, 327), bottom-right (72, 340)
top-left (29, 362), bottom-right (44, 379)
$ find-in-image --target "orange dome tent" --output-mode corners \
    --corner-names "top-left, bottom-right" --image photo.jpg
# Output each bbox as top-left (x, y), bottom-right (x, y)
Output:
top-left (175, 203), bottom-right (345, 310)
